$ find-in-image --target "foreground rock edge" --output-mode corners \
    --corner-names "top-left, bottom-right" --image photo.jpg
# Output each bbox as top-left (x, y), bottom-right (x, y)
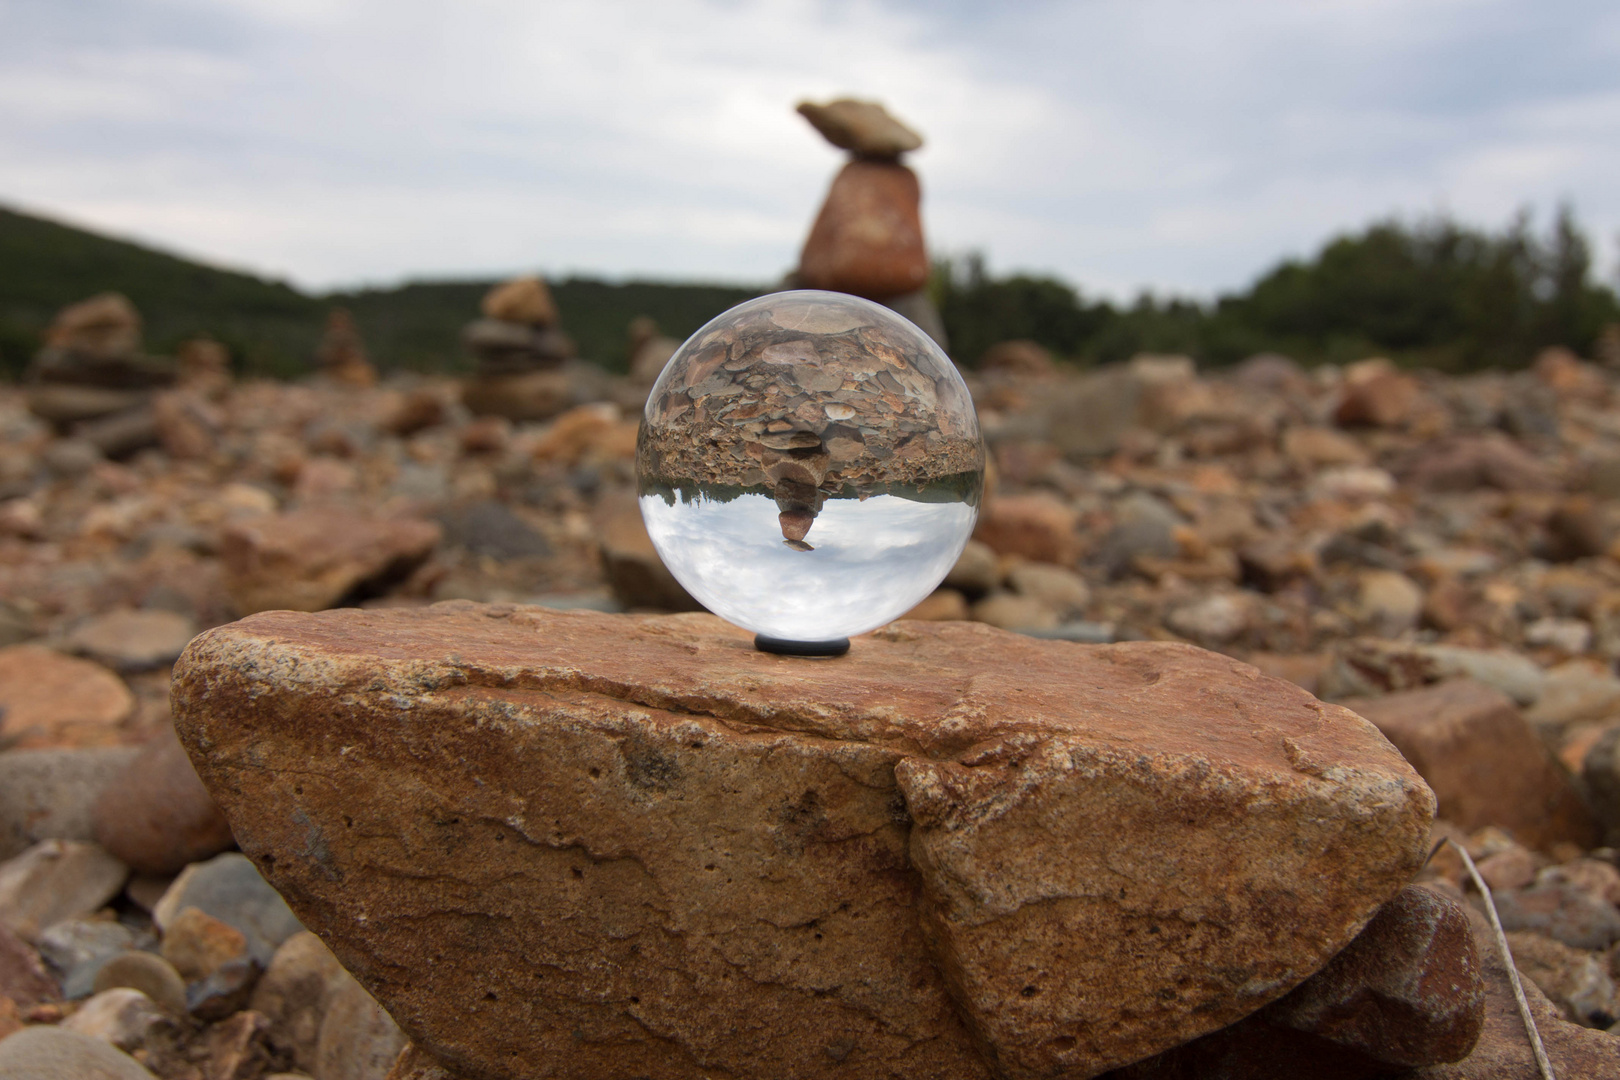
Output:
top-left (172, 603), bottom-right (1434, 1080)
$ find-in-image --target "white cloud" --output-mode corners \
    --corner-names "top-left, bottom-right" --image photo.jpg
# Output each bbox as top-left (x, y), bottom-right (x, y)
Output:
top-left (1, 0), bottom-right (1618, 295)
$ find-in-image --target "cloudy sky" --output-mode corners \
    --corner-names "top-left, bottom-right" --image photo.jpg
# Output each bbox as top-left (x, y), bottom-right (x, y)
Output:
top-left (3, 0), bottom-right (1618, 299)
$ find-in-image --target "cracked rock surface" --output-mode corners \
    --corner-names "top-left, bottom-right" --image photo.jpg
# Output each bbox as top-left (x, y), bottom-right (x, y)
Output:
top-left (172, 602), bottom-right (1433, 1080)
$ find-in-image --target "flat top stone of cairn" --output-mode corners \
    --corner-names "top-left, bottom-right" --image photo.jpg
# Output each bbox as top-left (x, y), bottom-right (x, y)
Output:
top-left (173, 602), bottom-right (1432, 1080)
top-left (797, 97), bottom-right (923, 158)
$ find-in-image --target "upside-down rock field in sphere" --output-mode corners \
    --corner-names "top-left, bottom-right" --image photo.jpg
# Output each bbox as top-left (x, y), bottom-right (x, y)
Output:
top-left (636, 291), bottom-right (984, 642)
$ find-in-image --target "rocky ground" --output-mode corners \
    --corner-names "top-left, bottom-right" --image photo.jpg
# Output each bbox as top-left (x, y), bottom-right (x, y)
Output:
top-left (6, 337), bottom-right (1620, 1077)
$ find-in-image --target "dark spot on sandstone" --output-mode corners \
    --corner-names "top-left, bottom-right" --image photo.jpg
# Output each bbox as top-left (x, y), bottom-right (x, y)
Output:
top-left (621, 734), bottom-right (679, 791)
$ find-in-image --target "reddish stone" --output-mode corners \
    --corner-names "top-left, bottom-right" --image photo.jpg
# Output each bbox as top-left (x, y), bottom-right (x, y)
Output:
top-left (1268, 884), bottom-right (1483, 1065)
top-left (1342, 680), bottom-right (1598, 850)
top-left (172, 604), bottom-right (1432, 1080)
top-left (798, 160), bottom-right (928, 300)
top-left (1411, 907), bottom-right (1620, 1078)
top-left (973, 492), bottom-right (1081, 565)
top-left (1335, 370), bottom-right (1420, 428)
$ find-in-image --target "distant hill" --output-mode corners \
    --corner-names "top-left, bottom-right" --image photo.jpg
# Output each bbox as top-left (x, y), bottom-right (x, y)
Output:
top-left (0, 206), bottom-right (762, 378)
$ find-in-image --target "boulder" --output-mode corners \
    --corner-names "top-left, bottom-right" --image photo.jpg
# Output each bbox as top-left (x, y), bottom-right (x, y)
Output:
top-left (220, 510), bottom-right (441, 614)
top-left (1341, 680), bottom-right (1597, 851)
top-left (172, 603), bottom-right (1433, 1080)
top-left (798, 160), bottom-right (928, 300)
top-left (0, 645), bottom-right (134, 749)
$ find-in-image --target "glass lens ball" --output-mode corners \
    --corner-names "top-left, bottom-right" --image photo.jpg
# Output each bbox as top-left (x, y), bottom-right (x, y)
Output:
top-left (637, 290), bottom-right (984, 642)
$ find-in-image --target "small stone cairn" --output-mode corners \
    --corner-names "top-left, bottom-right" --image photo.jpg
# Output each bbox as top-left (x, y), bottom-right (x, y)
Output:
top-left (795, 98), bottom-right (948, 349)
top-left (314, 308), bottom-right (377, 389)
top-left (459, 276), bottom-right (581, 421)
top-left (23, 293), bottom-right (177, 457)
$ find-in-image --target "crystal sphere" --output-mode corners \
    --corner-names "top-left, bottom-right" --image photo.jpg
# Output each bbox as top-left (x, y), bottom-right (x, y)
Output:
top-left (637, 290), bottom-right (984, 643)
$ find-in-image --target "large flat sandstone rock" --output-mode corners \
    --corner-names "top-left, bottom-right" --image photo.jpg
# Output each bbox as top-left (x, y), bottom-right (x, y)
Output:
top-left (172, 603), bottom-right (1433, 1080)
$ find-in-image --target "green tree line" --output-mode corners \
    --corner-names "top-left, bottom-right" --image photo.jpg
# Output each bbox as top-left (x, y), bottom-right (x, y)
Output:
top-left (936, 207), bottom-right (1620, 371)
top-left (4, 202), bottom-right (1616, 378)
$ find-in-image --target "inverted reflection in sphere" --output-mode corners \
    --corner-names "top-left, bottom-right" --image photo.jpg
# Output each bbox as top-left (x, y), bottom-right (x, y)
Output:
top-left (637, 291), bottom-right (984, 644)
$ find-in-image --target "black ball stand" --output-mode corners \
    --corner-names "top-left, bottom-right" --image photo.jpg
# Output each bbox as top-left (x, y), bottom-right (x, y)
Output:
top-left (754, 635), bottom-right (850, 657)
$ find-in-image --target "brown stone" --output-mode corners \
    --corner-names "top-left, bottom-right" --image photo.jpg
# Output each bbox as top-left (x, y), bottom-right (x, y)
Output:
top-left (1335, 367), bottom-right (1420, 428)
top-left (0, 839), bottom-right (128, 942)
top-left (0, 645), bottom-right (134, 749)
top-left (0, 921), bottom-right (59, 1005)
top-left (798, 160), bottom-right (928, 300)
top-left (459, 369), bottom-right (574, 422)
top-left (161, 905), bottom-right (248, 980)
top-left (1342, 680), bottom-right (1598, 850)
top-left (480, 276), bottom-right (557, 327)
top-left (172, 603), bottom-right (1433, 1080)
top-left (316, 310), bottom-right (376, 389)
top-left (221, 509), bottom-right (441, 614)
top-left (249, 930), bottom-right (349, 1073)
top-left (202, 1008), bottom-right (273, 1080)
top-left (1403, 435), bottom-right (1556, 494)
top-left (1411, 907), bottom-right (1620, 1078)
top-left (980, 340), bottom-right (1056, 377)
top-left (1267, 884), bottom-right (1483, 1064)
top-left (973, 492), bottom-right (1080, 565)
top-left (92, 726), bottom-right (234, 875)
top-left (152, 389), bottom-right (223, 459)
top-left (316, 972), bottom-right (408, 1080)
top-left (796, 98), bottom-right (923, 158)
top-left (1504, 930), bottom-right (1617, 1028)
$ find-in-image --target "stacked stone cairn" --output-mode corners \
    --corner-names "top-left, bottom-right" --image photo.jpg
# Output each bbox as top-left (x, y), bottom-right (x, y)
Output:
top-left (795, 98), bottom-right (949, 349)
top-left (313, 310), bottom-right (377, 389)
top-left (24, 293), bottom-right (177, 458)
top-left (459, 276), bottom-right (581, 422)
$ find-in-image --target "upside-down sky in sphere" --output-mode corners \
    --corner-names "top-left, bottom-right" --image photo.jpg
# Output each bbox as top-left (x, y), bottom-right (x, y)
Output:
top-left (2, 0), bottom-right (1619, 297)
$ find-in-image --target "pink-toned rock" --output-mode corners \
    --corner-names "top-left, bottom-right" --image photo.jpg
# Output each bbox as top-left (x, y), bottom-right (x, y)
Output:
top-left (798, 160), bottom-right (928, 300)
top-left (972, 492), bottom-right (1080, 565)
top-left (0, 645), bottom-right (134, 750)
top-left (1342, 680), bottom-right (1597, 851)
top-left (173, 603), bottom-right (1433, 1080)
top-left (221, 509), bottom-right (441, 614)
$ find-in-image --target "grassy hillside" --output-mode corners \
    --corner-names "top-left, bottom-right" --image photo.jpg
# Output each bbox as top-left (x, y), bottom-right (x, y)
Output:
top-left (0, 206), bottom-right (761, 378)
